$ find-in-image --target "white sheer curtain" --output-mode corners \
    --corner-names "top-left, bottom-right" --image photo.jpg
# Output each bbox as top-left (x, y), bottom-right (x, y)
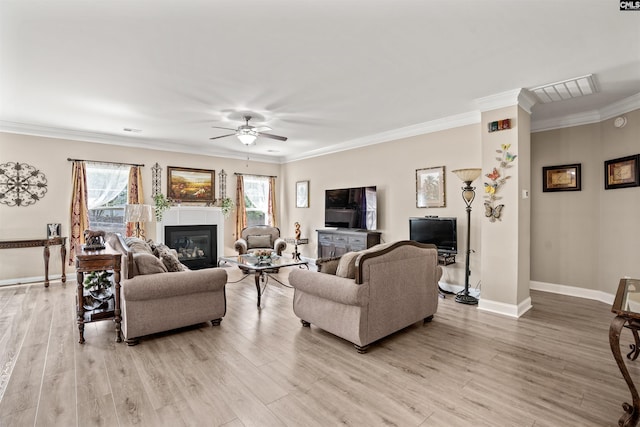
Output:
top-left (86, 163), bottom-right (129, 209)
top-left (243, 175), bottom-right (274, 226)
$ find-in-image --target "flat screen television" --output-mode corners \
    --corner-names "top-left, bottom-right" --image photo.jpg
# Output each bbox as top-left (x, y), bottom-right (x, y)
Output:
top-left (409, 217), bottom-right (457, 254)
top-left (325, 186), bottom-right (377, 230)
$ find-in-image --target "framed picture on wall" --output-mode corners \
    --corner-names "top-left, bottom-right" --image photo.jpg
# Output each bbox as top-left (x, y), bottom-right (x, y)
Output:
top-left (47, 223), bottom-right (61, 239)
top-left (542, 163), bottom-right (581, 192)
top-left (416, 166), bottom-right (445, 208)
top-left (167, 166), bottom-right (215, 203)
top-left (296, 180), bottom-right (309, 208)
top-left (604, 155), bottom-right (640, 190)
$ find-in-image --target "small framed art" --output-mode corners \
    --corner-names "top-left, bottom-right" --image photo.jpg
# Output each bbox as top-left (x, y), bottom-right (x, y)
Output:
top-left (167, 166), bottom-right (215, 203)
top-left (605, 155), bottom-right (640, 190)
top-left (47, 223), bottom-right (61, 239)
top-left (542, 164), bottom-right (581, 192)
top-left (296, 181), bottom-right (309, 208)
top-left (416, 166), bottom-right (445, 208)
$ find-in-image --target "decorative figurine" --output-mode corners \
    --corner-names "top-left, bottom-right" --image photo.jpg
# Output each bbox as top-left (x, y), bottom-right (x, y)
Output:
top-left (294, 222), bottom-right (301, 240)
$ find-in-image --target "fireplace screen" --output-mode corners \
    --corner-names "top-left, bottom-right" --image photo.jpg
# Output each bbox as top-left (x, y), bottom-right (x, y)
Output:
top-left (165, 225), bottom-right (217, 269)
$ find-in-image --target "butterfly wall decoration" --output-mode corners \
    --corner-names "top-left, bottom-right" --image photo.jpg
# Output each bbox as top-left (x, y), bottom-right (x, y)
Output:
top-left (484, 202), bottom-right (504, 221)
top-left (483, 143), bottom-right (517, 222)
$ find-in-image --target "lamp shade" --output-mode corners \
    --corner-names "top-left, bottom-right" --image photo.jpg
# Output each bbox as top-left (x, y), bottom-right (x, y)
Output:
top-left (452, 168), bottom-right (482, 183)
top-left (125, 204), bottom-right (154, 223)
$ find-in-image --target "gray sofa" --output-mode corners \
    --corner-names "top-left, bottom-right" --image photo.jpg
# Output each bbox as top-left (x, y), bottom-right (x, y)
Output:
top-left (106, 233), bottom-right (227, 345)
top-left (288, 240), bottom-right (442, 353)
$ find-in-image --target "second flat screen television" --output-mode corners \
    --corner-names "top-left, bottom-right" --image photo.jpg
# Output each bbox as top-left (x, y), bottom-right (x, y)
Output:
top-left (325, 186), bottom-right (377, 230)
top-left (409, 217), bottom-right (457, 254)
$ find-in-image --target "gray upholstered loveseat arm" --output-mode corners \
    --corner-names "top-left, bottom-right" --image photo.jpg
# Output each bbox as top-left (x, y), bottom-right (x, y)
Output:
top-left (122, 268), bottom-right (227, 301)
top-left (289, 269), bottom-right (369, 306)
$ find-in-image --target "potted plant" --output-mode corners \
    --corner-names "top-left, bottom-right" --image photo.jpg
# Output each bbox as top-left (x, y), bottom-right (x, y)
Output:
top-left (83, 270), bottom-right (113, 310)
top-left (220, 197), bottom-right (235, 218)
top-left (153, 193), bottom-right (171, 221)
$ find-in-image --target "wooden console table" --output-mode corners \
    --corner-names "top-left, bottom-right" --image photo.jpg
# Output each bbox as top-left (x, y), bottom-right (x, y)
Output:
top-left (610, 277), bottom-right (640, 427)
top-left (0, 237), bottom-right (67, 287)
top-left (75, 243), bottom-right (122, 344)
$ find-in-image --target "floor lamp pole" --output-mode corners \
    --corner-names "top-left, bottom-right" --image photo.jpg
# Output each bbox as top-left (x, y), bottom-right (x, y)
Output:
top-left (456, 184), bottom-right (478, 305)
top-left (451, 168), bottom-right (482, 305)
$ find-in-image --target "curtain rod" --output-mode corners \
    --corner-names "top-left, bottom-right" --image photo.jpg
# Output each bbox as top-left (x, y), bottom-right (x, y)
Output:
top-left (67, 158), bottom-right (144, 167)
top-left (234, 172), bottom-right (277, 178)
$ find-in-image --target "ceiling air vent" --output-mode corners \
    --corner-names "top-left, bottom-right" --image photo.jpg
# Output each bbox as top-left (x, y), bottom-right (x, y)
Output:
top-left (530, 74), bottom-right (598, 103)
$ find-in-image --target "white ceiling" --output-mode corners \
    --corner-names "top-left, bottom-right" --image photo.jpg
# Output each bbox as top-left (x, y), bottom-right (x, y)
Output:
top-left (1, 1), bottom-right (639, 163)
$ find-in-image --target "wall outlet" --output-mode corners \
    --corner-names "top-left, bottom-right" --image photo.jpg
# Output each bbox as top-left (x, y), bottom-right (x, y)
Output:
top-left (522, 190), bottom-right (529, 199)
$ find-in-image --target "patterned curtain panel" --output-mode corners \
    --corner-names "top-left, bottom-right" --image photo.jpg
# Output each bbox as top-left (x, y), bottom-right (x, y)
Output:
top-left (126, 166), bottom-right (144, 237)
top-left (269, 176), bottom-right (277, 228)
top-left (69, 161), bottom-right (89, 265)
top-left (235, 174), bottom-right (247, 238)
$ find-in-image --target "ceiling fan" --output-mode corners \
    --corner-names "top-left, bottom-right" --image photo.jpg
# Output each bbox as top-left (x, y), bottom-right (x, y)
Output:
top-left (210, 115), bottom-right (288, 145)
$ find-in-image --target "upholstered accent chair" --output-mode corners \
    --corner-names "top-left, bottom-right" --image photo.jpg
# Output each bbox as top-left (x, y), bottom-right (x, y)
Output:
top-left (289, 240), bottom-right (442, 353)
top-left (234, 225), bottom-right (287, 256)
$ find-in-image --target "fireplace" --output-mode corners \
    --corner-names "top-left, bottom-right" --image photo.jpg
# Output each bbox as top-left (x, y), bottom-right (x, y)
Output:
top-left (165, 225), bottom-right (217, 270)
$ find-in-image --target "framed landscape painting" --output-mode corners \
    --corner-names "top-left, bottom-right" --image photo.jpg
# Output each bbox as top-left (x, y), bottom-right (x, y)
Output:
top-left (416, 166), bottom-right (446, 208)
top-left (167, 166), bottom-right (215, 203)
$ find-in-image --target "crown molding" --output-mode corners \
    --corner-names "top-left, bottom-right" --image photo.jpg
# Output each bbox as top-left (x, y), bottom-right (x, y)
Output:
top-left (0, 120), bottom-right (281, 164)
top-left (475, 88), bottom-right (538, 114)
top-left (531, 92), bottom-right (640, 132)
top-left (283, 111), bottom-right (481, 163)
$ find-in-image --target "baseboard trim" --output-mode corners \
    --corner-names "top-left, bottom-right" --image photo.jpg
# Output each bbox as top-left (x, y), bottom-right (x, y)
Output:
top-left (477, 297), bottom-right (533, 318)
top-left (0, 274), bottom-right (66, 287)
top-left (530, 281), bottom-right (614, 305)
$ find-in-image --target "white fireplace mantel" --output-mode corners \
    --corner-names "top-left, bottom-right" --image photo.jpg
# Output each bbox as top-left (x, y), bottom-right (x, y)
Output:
top-left (157, 206), bottom-right (224, 259)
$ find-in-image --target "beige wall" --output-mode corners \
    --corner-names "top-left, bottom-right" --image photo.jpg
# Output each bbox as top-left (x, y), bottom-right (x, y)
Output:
top-left (531, 108), bottom-right (640, 294)
top-left (2, 108), bottom-right (638, 295)
top-left (281, 124), bottom-right (483, 288)
top-left (0, 132), bottom-right (280, 283)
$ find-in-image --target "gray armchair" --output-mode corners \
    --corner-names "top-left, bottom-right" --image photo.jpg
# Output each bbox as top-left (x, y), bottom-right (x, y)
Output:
top-left (234, 225), bottom-right (287, 256)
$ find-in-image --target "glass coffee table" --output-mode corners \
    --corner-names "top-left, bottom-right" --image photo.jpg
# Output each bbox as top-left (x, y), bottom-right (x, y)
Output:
top-left (218, 254), bottom-right (308, 307)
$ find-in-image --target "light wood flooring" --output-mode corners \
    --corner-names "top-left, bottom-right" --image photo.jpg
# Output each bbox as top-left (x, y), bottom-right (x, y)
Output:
top-left (0, 266), bottom-right (635, 426)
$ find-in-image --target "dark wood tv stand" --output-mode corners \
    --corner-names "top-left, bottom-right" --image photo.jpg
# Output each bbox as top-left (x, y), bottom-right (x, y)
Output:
top-left (317, 229), bottom-right (381, 258)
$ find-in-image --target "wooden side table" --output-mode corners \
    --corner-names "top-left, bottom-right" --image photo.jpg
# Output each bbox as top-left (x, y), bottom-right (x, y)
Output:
top-left (610, 277), bottom-right (640, 427)
top-left (75, 243), bottom-right (122, 344)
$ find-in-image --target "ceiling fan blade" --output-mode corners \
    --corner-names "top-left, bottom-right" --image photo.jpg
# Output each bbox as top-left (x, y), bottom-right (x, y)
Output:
top-left (209, 133), bottom-right (236, 140)
top-left (253, 126), bottom-right (272, 132)
top-left (211, 125), bottom-right (237, 131)
top-left (259, 132), bottom-right (287, 141)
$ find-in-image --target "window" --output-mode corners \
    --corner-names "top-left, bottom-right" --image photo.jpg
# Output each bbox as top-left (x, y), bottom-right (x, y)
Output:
top-left (86, 163), bottom-right (129, 235)
top-left (243, 175), bottom-right (271, 226)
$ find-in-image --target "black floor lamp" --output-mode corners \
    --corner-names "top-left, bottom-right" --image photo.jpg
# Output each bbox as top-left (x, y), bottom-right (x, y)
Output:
top-left (451, 168), bottom-right (482, 305)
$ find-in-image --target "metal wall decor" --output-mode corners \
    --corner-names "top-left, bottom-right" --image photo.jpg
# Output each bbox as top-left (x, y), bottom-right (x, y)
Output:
top-left (218, 169), bottom-right (227, 200)
top-left (483, 144), bottom-right (517, 222)
top-left (0, 162), bottom-right (48, 207)
top-left (151, 162), bottom-right (162, 197)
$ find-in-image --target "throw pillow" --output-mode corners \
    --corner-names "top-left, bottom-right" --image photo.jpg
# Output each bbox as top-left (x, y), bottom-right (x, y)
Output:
top-left (133, 253), bottom-right (168, 275)
top-left (247, 234), bottom-right (272, 249)
top-left (157, 246), bottom-right (189, 272)
top-left (125, 237), bottom-right (154, 254)
top-left (336, 251), bottom-right (360, 279)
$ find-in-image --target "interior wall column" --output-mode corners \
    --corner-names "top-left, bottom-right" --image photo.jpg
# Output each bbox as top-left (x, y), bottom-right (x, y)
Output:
top-left (476, 89), bottom-right (536, 317)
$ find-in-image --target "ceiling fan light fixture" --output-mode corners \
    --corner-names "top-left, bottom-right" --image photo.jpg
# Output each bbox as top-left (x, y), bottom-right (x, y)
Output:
top-left (237, 131), bottom-right (257, 145)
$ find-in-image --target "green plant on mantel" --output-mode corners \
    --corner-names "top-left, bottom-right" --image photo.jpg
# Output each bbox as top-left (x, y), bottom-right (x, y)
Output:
top-left (153, 193), bottom-right (171, 221)
top-left (220, 197), bottom-right (235, 218)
